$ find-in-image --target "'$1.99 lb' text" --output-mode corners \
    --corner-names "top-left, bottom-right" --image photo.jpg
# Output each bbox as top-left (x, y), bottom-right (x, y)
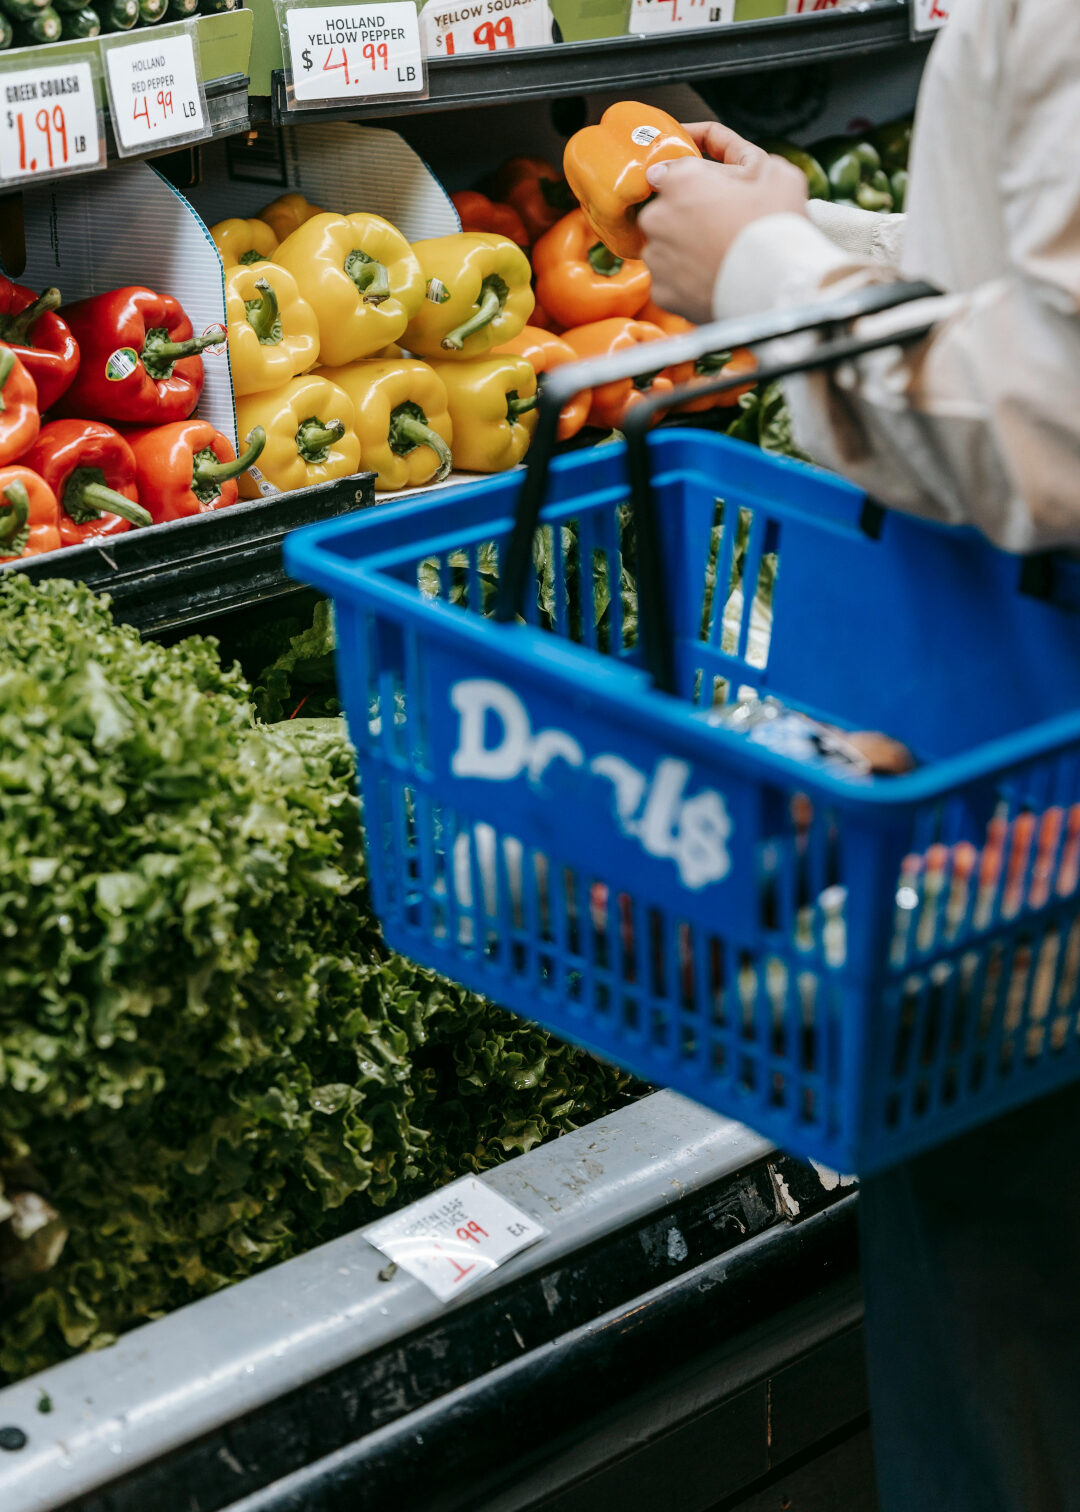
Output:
top-left (5, 104), bottom-right (88, 173)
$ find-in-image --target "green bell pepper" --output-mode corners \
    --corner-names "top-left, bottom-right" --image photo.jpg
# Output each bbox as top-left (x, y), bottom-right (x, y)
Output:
top-left (813, 137), bottom-right (894, 213)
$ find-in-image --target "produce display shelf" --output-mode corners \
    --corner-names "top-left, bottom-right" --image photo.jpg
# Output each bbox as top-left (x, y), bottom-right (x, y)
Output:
top-left (2, 470), bottom-right (376, 636)
top-left (0, 1092), bottom-right (861, 1512)
top-left (260, 3), bottom-right (926, 124)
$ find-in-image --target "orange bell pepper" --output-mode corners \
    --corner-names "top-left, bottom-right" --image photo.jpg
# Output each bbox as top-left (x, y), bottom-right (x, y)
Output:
top-left (492, 156), bottom-right (577, 244)
top-left (451, 191), bottom-right (529, 248)
top-left (561, 318), bottom-right (672, 432)
top-left (563, 102), bottom-right (701, 260)
top-left (639, 301), bottom-right (757, 413)
top-left (532, 210), bottom-right (651, 330)
top-left (0, 465), bottom-right (61, 560)
top-left (493, 325), bottom-right (592, 442)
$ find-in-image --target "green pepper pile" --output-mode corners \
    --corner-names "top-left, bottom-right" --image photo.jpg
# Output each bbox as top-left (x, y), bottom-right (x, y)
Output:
top-left (0, 0), bottom-right (233, 49)
top-left (765, 116), bottom-right (912, 215)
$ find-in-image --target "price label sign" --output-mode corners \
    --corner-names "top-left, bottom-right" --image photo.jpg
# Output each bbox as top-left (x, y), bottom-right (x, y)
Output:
top-left (420, 0), bottom-right (552, 57)
top-left (786, 0), bottom-right (863, 13)
top-left (102, 20), bottom-right (209, 156)
top-left (364, 1177), bottom-right (545, 1302)
top-left (910, 0), bottom-right (949, 33)
top-left (629, 0), bottom-right (733, 32)
top-left (280, 1), bottom-right (427, 109)
top-left (0, 55), bottom-right (102, 185)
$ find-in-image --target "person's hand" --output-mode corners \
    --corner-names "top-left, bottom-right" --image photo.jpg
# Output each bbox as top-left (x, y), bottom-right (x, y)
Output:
top-left (637, 121), bottom-right (808, 323)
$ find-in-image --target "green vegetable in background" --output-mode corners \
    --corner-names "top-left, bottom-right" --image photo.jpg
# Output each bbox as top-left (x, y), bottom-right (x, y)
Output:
top-left (814, 137), bottom-right (893, 212)
top-left (0, 577), bottom-right (631, 1384)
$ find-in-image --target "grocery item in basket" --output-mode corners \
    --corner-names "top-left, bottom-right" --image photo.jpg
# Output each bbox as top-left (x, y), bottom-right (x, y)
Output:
top-left (405, 234), bottom-right (534, 360)
top-left (563, 102), bottom-right (701, 260)
top-left (532, 208), bottom-right (651, 328)
top-left (707, 695), bottom-right (916, 778)
top-left (275, 213), bottom-right (425, 367)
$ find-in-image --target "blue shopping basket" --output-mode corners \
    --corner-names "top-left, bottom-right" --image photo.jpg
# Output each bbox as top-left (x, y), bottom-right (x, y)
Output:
top-left (286, 283), bottom-right (1080, 1175)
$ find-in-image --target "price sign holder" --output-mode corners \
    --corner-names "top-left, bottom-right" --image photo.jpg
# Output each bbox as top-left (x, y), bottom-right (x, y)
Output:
top-left (0, 43), bottom-right (105, 188)
top-left (275, 0), bottom-right (428, 113)
top-left (101, 18), bottom-right (210, 158)
top-left (910, 0), bottom-right (949, 35)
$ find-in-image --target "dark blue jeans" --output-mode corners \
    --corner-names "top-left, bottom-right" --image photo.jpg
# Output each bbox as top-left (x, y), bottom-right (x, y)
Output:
top-left (860, 1082), bottom-right (1080, 1512)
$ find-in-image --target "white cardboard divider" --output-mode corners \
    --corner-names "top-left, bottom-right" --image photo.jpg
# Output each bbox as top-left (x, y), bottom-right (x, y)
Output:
top-left (21, 161), bottom-right (235, 447)
top-left (188, 121), bottom-right (461, 243)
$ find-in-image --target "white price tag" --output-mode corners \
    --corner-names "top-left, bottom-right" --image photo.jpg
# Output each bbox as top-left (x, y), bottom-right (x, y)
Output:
top-left (910, 0), bottom-right (949, 32)
top-left (786, 0), bottom-right (861, 13)
top-left (630, 0), bottom-right (733, 31)
top-left (365, 1177), bottom-right (545, 1302)
top-left (284, 3), bottom-right (425, 103)
top-left (0, 58), bottom-right (101, 184)
top-left (420, 0), bottom-right (551, 57)
top-left (102, 23), bottom-right (208, 155)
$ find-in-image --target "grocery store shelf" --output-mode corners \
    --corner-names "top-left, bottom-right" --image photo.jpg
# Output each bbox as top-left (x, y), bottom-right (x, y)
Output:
top-left (262, 4), bottom-right (927, 124)
top-left (2, 471), bottom-right (376, 636)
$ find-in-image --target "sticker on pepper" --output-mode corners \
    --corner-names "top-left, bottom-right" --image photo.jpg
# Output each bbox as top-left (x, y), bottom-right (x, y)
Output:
top-left (105, 348), bottom-right (139, 382)
top-left (631, 125), bottom-right (661, 146)
top-left (426, 278), bottom-right (450, 304)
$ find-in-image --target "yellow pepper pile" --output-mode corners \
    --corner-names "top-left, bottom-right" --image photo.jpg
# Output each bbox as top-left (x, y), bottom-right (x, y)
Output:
top-left (211, 199), bottom-right (538, 493)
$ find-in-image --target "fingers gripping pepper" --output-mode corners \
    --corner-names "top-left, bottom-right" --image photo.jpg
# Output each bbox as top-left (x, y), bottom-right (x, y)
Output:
top-left (225, 263), bottom-right (321, 396)
top-left (57, 287), bottom-right (223, 425)
top-left (22, 420), bottom-right (152, 546)
top-left (532, 209), bottom-right (651, 329)
top-left (0, 346), bottom-right (40, 463)
top-left (235, 373), bottom-right (360, 498)
top-left (563, 102), bottom-right (701, 260)
top-left (257, 193), bottom-right (324, 242)
top-left (405, 234), bottom-right (533, 360)
top-left (562, 318), bottom-right (672, 432)
top-left (275, 212), bottom-right (425, 367)
top-left (493, 325), bottom-right (591, 441)
top-left (0, 466), bottom-right (61, 560)
top-left (427, 354), bottom-right (537, 473)
top-left (639, 301), bottom-right (756, 413)
top-left (316, 357), bottom-right (452, 492)
top-left (492, 156), bottom-right (577, 244)
top-left (451, 192), bottom-right (529, 248)
top-left (0, 276), bottom-right (79, 411)
top-left (210, 217), bottom-right (280, 268)
top-left (125, 420), bottom-right (266, 521)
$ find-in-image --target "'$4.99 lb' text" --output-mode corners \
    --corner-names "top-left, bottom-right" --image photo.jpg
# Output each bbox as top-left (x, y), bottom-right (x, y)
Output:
top-left (295, 11), bottom-right (420, 89)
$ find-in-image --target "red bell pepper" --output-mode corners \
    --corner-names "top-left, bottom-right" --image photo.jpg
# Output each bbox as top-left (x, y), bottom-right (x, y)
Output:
top-left (0, 346), bottom-right (40, 464)
top-left (0, 466), bottom-right (62, 560)
top-left (55, 287), bottom-right (224, 426)
top-left (0, 278), bottom-right (79, 412)
top-left (21, 420), bottom-right (152, 548)
top-left (124, 419), bottom-right (266, 522)
top-left (450, 191), bottom-right (530, 248)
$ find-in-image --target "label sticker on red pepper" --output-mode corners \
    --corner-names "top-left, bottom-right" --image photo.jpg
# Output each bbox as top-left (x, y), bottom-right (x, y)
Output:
top-left (105, 347), bottom-right (139, 382)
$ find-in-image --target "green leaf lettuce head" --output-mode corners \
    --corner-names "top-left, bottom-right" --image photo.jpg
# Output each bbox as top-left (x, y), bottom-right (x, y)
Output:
top-left (0, 578), bottom-right (631, 1383)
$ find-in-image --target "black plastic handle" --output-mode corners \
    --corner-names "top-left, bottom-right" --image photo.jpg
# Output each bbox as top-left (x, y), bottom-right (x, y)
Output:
top-left (494, 279), bottom-right (940, 632)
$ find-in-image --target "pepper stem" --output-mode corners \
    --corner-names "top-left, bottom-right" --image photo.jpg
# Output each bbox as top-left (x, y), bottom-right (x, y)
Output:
top-left (0, 480), bottom-right (29, 554)
top-left (61, 468), bottom-right (153, 529)
top-left (191, 427), bottom-right (266, 503)
top-left (141, 324), bottom-right (226, 380)
top-left (388, 401), bottom-right (452, 481)
top-left (238, 249), bottom-right (267, 265)
top-left (345, 249), bottom-right (390, 304)
top-left (695, 350), bottom-right (733, 374)
top-left (0, 286), bottom-right (61, 344)
top-left (244, 280), bottom-right (283, 346)
top-left (587, 242), bottom-right (623, 277)
top-left (506, 390), bottom-right (537, 421)
top-left (0, 346), bottom-right (13, 411)
top-left (441, 275), bottom-right (509, 351)
top-left (296, 415), bottom-right (345, 464)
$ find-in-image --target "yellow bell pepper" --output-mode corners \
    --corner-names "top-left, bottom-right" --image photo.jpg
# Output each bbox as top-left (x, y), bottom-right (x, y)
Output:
top-left (210, 217), bottom-right (279, 269)
top-left (427, 354), bottom-right (537, 473)
top-left (235, 373), bottom-right (360, 498)
top-left (225, 263), bottom-right (321, 398)
top-left (257, 193), bottom-right (324, 243)
top-left (274, 212), bottom-right (425, 367)
top-left (405, 234), bottom-right (534, 361)
top-left (317, 357), bottom-right (452, 492)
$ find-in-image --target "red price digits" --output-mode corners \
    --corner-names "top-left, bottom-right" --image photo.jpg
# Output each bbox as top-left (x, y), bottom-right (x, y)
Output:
top-left (132, 90), bottom-right (173, 132)
top-left (322, 41), bottom-right (389, 82)
top-left (473, 15), bottom-right (514, 47)
top-left (15, 105), bottom-right (69, 172)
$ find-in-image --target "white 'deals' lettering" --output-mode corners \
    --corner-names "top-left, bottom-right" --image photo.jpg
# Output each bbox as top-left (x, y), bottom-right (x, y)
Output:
top-left (449, 679), bottom-right (731, 891)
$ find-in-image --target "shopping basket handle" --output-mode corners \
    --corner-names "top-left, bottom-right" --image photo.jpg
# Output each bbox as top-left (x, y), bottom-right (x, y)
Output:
top-left (494, 278), bottom-right (939, 632)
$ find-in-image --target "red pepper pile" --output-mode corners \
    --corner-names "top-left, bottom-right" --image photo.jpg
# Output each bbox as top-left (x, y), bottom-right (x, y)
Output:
top-left (0, 278), bottom-right (265, 564)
